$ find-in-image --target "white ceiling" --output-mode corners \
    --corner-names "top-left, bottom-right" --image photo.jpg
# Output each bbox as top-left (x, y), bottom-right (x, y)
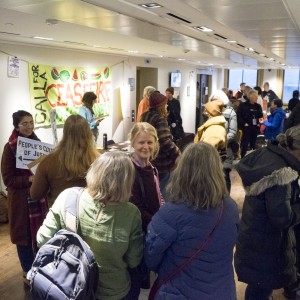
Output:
top-left (1, 0), bottom-right (300, 69)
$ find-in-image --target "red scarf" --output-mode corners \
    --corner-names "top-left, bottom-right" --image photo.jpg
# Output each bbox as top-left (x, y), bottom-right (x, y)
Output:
top-left (8, 129), bottom-right (40, 176)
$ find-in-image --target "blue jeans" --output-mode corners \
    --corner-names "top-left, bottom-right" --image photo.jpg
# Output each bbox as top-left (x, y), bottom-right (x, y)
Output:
top-left (245, 284), bottom-right (273, 300)
top-left (159, 171), bottom-right (171, 202)
top-left (16, 244), bottom-right (35, 272)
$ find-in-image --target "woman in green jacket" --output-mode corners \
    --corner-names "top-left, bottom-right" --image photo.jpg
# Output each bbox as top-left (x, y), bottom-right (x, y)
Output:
top-left (37, 152), bottom-right (143, 300)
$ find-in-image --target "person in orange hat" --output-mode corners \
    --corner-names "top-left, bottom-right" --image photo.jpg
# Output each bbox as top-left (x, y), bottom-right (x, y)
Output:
top-left (194, 100), bottom-right (227, 161)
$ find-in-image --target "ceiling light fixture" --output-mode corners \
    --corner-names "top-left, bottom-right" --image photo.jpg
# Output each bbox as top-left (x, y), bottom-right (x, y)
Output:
top-left (259, 53), bottom-right (266, 56)
top-left (33, 36), bottom-right (53, 41)
top-left (193, 26), bottom-right (214, 32)
top-left (227, 40), bottom-right (237, 43)
top-left (248, 48), bottom-right (255, 52)
top-left (140, 3), bottom-right (162, 9)
top-left (128, 50), bottom-right (139, 53)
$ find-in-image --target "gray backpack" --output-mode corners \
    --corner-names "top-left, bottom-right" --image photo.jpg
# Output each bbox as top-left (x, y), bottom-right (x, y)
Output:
top-left (27, 187), bottom-right (99, 300)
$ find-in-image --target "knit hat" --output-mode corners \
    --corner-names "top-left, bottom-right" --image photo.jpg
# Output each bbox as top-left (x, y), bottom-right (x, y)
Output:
top-left (149, 91), bottom-right (167, 108)
top-left (204, 100), bottom-right (224, 116)
top-left (209, 90), bottom-right (229, 106)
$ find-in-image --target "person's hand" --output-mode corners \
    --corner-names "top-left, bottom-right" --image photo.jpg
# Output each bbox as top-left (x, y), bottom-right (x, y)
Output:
top-left (259, 118), bottom-right (264, 124)
top-left (244, 123), bottom-right (249, 127)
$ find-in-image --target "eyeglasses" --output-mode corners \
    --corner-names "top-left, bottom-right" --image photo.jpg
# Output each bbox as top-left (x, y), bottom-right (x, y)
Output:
top-left (19, 121), bottom-right (34, 127)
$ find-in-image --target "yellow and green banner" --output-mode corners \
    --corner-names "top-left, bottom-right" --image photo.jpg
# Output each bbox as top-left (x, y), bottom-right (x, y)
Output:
top-left (28, 63), bottom-right (111, 127)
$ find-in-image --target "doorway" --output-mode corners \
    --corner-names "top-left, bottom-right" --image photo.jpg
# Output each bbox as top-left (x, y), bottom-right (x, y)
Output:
top-left (136, 67), bottom-right (158, 116)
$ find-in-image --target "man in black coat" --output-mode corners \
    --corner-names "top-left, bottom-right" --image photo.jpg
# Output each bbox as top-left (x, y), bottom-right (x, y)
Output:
top-left (165, 87), bottom-right (184, 141)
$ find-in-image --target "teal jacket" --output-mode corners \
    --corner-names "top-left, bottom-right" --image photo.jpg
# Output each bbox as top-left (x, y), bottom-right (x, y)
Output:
top-left (37, 188), bottom-right (143, 300)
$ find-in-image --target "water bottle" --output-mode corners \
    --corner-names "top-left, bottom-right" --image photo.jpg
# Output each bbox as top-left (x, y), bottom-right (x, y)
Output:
top-left (103, 133), bottom-right (108, 150)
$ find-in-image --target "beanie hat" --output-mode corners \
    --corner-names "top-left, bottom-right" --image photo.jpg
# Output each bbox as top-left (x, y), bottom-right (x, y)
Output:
top-left (209, 90), bottom-right (229, 106)
top-left (149, 91), bottom-right (167, 108)
top-left (204, 100), bottom-right (224, 117)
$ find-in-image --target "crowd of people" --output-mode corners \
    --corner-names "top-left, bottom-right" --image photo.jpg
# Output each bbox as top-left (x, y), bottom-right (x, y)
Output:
top-left (1, 83), bottom-right (300, 300)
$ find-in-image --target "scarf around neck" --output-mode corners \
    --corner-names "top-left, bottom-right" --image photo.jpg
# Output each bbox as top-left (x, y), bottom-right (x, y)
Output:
top-left (9, 129), bottom-right (40, 156)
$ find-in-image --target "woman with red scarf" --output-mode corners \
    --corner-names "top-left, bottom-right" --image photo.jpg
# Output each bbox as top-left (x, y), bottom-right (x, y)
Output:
top-left (1, 110), bottom-right (40, 287)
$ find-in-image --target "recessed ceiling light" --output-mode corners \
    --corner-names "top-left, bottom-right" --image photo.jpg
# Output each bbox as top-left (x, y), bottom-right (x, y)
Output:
top-left (178, 58), bottom-right (185, 61)
top-left (128, 50), bottom-right (139, 53)
top-left (248, 48), bottom-right (255, 52)
top-left (268, 57), bottom-right (275, 61)
top-left (259, 53), bottom-right (266, 56)
top-left (33, 36), bottom-right (53, 41)
top-left (140, 3), bottom-right (162, 8)
top-left (227, 40), bottom-right (237, 43)
top-left (281, 63), bottom-right (286, 66)
top-left (193, 26), bottom-right (214, 32)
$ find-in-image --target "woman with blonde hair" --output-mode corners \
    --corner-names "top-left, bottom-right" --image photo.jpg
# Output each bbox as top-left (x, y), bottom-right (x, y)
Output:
top-left (30, 114), bottom-right (99, 207)
top-left (145, 142), bottom-right (239, 299)
top-left (129, 122), bottom-right (163, 289)
top-left (137, 86), bottom-right (156, 122)
top-left (37, 152), bottom-right (143, 300)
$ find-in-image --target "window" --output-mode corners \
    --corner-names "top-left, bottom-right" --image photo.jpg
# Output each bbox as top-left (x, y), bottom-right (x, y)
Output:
top-left (282, 70), bottom-right (300, 101)
top-left (228, 69), bottom-right (257, 93)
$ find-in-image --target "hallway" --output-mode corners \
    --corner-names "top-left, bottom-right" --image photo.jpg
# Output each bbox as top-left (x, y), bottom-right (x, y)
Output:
top-left (0, 169), bottom-right (288, 299)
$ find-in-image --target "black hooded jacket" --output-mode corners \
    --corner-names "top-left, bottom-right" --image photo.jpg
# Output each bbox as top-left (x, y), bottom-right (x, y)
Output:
top-left (235, 142), bottom-right (300, 288)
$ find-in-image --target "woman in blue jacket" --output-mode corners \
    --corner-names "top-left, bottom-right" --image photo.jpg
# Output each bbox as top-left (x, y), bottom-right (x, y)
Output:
top-left (78, 91), bottom-right (103, 142)
top-left (262, 99), bottom-right (286, 141)
top-left (145, 142), bottom-right (239, 300)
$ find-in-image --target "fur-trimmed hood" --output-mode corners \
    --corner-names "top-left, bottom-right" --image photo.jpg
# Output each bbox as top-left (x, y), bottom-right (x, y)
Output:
top-left (244, 167), bottom-right (298, 196)
top-left (236, 142), bottom-right (300, 196)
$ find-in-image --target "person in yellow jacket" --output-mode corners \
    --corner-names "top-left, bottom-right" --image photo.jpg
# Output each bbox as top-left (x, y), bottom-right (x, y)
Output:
top-left (194, 100), bottom-right (227, 161)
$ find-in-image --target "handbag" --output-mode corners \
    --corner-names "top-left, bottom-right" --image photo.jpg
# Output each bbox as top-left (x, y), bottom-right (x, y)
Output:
top-left (148, 201), bottom-right (224, 300)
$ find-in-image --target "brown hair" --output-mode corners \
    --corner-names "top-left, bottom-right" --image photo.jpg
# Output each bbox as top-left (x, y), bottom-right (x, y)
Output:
top-left (51, 114), bottom-right (99, 180)
top-left (167, 142), bottom-right (228, 209)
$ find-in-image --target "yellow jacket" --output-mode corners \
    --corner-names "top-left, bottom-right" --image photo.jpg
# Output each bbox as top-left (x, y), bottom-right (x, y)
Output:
top-left (194, 115), bottom-right (227, 150)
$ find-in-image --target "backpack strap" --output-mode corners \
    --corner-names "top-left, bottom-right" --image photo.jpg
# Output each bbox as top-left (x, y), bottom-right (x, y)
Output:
top-left (63, 187), bottom-right (85, 233)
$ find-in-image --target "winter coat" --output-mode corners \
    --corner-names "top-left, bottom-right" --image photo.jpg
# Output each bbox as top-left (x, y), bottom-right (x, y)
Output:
top-left (130, 159), bottom-right (162, 232)
top-left (1, 130), bottom-right (39, 245)
top-left (167, 98), bottom-right (184, 140)
top-left (30, 151), bottom-right (87, 207)
top-left (237, 101), bottom-right (263, 130)
top-left (288, 97), bottom-right (299, 111)
top-left (223, 107), bottom-right (238, 169)
top-left (263, 107), bottom-right (286, 141)
top-left (37, 188), bottom-right (143, 300)
top-left (141, 109), bottom-right (180, 174)
top-left (137, 96), bottom-right (149, 122)
top-left (235, 142), bottom-right (300, 289)
top-left (285, 101), bottom-right (300, 131)
top-left (145, 199), bottom-right (239, 300)
top-left (194, 115), bottom-right (227, 160)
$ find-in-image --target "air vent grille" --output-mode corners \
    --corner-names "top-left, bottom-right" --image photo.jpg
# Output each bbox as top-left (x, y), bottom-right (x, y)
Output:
top-left (166, 13), bottom-right (191, 24)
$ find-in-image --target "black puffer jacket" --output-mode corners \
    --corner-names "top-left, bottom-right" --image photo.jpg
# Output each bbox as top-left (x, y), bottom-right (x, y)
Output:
top-left (235, 142), bottom-right (300, 289)
top-left (285, 101), bottom-right (300, 131)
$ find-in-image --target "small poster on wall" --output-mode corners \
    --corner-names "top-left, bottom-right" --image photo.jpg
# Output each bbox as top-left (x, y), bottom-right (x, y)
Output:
top-left (8, 56), bottom-right (20, 78)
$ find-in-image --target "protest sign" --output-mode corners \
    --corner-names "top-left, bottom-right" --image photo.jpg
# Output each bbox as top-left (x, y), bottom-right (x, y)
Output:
top-left (16, 136), bottom-right (54, 170)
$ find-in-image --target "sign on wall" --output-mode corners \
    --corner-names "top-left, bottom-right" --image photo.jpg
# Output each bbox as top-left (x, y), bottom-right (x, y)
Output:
top-left (28, 63), bottom-right (112, 127)
top-left (16, 136), bottom-right (54, 169)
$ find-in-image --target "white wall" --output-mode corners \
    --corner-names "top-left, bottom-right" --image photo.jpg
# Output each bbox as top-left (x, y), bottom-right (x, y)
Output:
top-left (0, 43), bottom-right (210, 191)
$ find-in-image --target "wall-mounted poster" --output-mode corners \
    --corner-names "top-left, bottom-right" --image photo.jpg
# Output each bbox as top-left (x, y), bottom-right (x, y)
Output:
top-left (8, 56), bottom-right (20, 78)
top-left (28, 63), bottom-right (112, 127)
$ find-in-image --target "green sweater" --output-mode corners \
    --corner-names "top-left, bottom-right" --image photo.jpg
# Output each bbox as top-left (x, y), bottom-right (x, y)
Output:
top-left (37, 188), bottom-right (143, 300)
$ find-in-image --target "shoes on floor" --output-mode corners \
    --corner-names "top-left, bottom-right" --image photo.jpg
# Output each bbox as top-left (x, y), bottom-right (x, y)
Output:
top-left (23, 271), bottom-right (30, 287)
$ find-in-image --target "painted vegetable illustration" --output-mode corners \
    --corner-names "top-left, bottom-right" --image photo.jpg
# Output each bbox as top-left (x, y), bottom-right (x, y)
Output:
top-left (72, 69), bottom-right (78, 81)
top-left (104, 67), bottom-right (110, 79)
top-left (60, 70), bottom-right (70, 82)
top-left (90, 72), bottom-right (101, 80)
top-left (80, 71), bottom-right (88, 81)
top-left (51, 68), bottom-right (60, 80)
